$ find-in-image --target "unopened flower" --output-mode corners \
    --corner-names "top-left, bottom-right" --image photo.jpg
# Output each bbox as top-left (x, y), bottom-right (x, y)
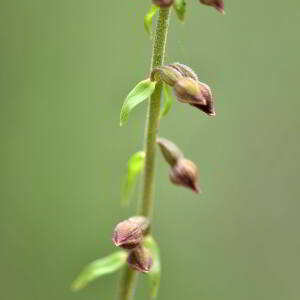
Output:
top-left (152, 0), bottom-right (174, 8)
top-left (127, 246), bottom-right (153, 273)
top-left (170, 158), bottom-right (200, 193)
top-left (157, 137), bottom-right (183, 167)
top-left (151, 65), bottom-right (183, 87)
top-left (190, 81), bottom-right (215, 116)
top-left (152, 62), bottom-right (215, 116)
top-left (128, 216), bottom-right (150, 236)
top-left (112, 216), bottom-right (149, 249)
top-left (168, 63), bottom-right (199, 81)
top-left (199, 0), bottom-right (225, 14)
top-left (174, 77), bottom-right (207, 106)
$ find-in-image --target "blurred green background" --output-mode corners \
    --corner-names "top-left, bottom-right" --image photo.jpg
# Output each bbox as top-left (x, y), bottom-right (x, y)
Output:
top-left (1, 1), bottom-right (300, 299)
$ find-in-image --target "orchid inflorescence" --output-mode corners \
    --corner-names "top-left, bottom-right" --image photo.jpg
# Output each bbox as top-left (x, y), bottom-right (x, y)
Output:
top-left (72, 1), bottom-right (225, 299)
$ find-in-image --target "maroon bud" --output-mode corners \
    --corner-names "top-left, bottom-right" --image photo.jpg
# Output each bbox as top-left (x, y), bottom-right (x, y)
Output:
top-left (128, 216), bottom-right (150, 236)
top-left (152, 62), bottom-right (216, 115)
top-left (169, 158), bottom-right (200, 193)
top-left (112, 216), bottom-right (150, 249)
top-left (190, 81), bottom-right (215, 116)
top-left (153, 0), bottom-right (174, 8)
top-left (127, 246), bottom-right (153, 273)
top-left (199, 0), bottom-right (225, 14)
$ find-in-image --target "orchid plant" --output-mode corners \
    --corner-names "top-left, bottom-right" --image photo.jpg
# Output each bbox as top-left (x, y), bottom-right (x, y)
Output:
top-left (72, 1), bottom-right (225, 299)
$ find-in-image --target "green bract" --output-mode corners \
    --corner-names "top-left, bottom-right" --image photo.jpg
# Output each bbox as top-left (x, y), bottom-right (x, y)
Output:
top-left (173, 0), bottom-right (186, 22)
top-left (144, 236), bottom-right (161, 299)
top-left (160, 83), bottom-right (173, 119)
top-left (121, 151), bottom-right (145, 206)
top-left (71, 251), bottom-right (127, 291)
top-left (144, 5), bottom-right (159, 38)
top-left (120, 79), bottom-right (156, 126)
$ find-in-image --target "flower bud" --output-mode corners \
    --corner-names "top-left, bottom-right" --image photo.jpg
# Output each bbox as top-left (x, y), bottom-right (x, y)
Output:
top-left (157, 137), bottom-right (183, 167)
top-left (151, 65), bottom-right (183, 87)
top-left (199, 0), bottom-right (225, 14)
top-left (190, 81), bottom-right (215, 116)
top-left (112, 216), bottom-right (150, 249)
top-left (174, 77), bottom-right (207, 106)
top-left (128, 216), bottom-right (150, 236)
top-left (168, 63), bottom-right (199, 81)
top-left (152, 63), bottom-right (215, 116)
top-left (127, 246), bottom-right (153, 273)
top-left (169, 158), bottom-right (200, 193)
top-left (152, 0), bottom-right (174, 8)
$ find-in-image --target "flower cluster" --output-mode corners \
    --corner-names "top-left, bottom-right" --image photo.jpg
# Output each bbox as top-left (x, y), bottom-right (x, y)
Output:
top-left (112, 216), bottom-right (152, 273)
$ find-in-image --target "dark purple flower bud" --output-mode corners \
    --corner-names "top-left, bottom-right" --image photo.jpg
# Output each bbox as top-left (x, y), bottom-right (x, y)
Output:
top-left (199, 0), bottom-right (225, 14)
top-left (127, 246), bottom-right (153, 273)
top-left (190, 81), bottom-right (215, 116)
top-left (153, 0), bottom-right (174, 8)
top-left (169, 158), bottom-right (200, 193)
top-left (112, 216), bottom-right (150, 249)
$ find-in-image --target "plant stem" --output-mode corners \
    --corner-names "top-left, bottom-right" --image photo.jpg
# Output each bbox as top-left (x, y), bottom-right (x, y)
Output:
top-left (118, 7), bottom-right (171, 300)
top-left (140, 7), bottom-right (171, 219)
top-left (118, 266), bottom-right (138, 300)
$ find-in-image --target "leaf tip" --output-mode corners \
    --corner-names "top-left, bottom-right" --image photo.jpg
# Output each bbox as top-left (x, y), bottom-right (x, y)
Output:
top-left (70, 280), bottom-right (83, 292)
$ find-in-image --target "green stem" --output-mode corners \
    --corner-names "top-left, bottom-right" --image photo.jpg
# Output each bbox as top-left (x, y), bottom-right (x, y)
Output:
top-left (118, 7), bottom-right (171, 300)
top-left (140, 7), bottom-right (171, 219)
top-left (118, 266), bottom-right (138, 300)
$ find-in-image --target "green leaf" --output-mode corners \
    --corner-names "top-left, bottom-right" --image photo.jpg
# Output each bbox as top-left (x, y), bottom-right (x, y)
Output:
top-left (144, 5), bottom-right (159, 38)
top-left (173, 0), bottom-right (187, 22)
top-left (120, 79), bottom-right (156, 126)
top-left (121, 151), bottom-right (145, 206)
top-left (144, 236), bottom-right (161, 299)
top-left (71, 251), bottom-right (127, 291)
top-left (160, 83), bottom-right (173, 119)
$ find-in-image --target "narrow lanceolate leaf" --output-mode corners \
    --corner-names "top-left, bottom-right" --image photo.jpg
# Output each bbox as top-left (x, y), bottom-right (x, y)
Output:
top-left (121, 151), bottom-right (145, 206)
top-left (144, 236), bottom-right (161, 299)
top-left (71, 251), bottom-right (127, 291)
top-left (120, 79), bottom-right (156, 126)
top-left (160, 83), bottom-right (173, 119)
top-left (144, 5), bottom-right (159, 38)
top-left (173, 0), bottom-right (187, 22)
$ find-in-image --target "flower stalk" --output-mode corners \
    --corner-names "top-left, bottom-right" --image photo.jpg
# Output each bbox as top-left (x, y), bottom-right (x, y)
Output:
top-left (119, 7), bottom-right (171, 300)
top-left (140, 7), bottom-right (171, 219)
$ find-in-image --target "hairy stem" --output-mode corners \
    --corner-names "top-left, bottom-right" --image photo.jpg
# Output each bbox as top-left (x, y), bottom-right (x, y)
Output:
top-left (118, 7), bottom-right (171, 300)
top-left (140, 7), bottom-right (171, 219)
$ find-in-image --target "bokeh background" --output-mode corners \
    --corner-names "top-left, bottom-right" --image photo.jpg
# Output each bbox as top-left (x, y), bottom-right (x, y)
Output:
top-left (1, 1), bottom-right (300, 299)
